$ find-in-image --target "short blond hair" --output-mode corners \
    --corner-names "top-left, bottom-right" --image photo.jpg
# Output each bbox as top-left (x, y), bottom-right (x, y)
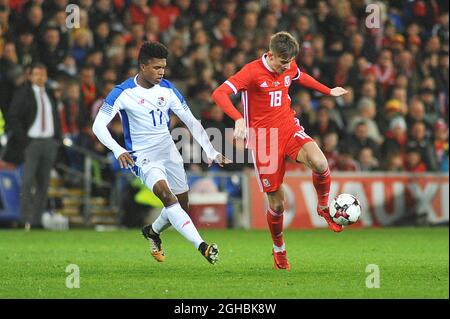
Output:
top-left (269, 31), bottom-right (299, 59)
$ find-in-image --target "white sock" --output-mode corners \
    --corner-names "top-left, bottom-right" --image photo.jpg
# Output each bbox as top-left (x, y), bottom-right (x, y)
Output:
top-left (273, 243), bottom-right (285, 253)
top-left (163, 203), bottom-right (204, 249)
top-left (152, 209), bottom-right (171, 234)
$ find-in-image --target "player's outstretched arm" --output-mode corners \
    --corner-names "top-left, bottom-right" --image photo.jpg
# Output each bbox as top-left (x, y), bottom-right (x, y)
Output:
top-left (297, 72), bottom-right (348, 97)
top-left (173, 105), bottom-right (231, 166)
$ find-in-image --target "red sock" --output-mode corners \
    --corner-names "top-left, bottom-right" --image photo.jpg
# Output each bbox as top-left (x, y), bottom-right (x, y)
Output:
top-left (266, 208), bottom-right (284, 247)
top-left (312, 167), bottom-right (331, 207)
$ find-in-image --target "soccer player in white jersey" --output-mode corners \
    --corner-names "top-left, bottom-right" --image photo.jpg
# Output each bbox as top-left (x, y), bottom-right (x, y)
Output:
top-left (92, 42), bottom-right (230, 264)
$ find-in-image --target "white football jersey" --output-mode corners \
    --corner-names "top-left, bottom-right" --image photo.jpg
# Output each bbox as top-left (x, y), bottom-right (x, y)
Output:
top-left (93, 75), bottom-right (218, 167)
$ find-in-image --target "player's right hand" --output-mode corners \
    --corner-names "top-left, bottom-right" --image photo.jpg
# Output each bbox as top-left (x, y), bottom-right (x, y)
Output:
top-left (330, 87), bottom-right (348, 97)
top-left (234, 118), bottom-right (247, 140)
top-left (118, 152), bottom-right (135, 169)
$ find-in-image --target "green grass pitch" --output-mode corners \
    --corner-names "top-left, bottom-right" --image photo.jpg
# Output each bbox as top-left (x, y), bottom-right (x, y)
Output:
top-left (0, 227), bottom-right (448, 298)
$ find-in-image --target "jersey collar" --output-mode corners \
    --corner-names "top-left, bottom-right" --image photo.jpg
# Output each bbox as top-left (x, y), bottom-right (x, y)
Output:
top-left (262, 53), bottom-right (275, 73)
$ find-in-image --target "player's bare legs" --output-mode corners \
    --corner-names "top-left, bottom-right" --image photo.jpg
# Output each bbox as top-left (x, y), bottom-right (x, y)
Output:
top-left (266, 188), bottom-right (290, 270)
top-left (176, 191), bottom-right (189, 214)
top-left (296, 142), bottom-right (342, 232)
top-left (142, 181), bottom-right (219, 264)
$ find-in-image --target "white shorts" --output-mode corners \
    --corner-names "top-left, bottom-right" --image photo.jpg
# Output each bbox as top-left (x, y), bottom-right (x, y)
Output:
top-left (132, 147), bottom-right (189, 195)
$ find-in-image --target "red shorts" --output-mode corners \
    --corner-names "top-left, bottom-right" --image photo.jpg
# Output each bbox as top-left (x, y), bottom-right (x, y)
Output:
top-left (251, 120), bottom-right (313, 193)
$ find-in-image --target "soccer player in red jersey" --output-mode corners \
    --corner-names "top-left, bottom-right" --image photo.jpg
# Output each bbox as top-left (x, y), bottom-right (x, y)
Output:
top-left (212, 32), bottom-right (348, 270)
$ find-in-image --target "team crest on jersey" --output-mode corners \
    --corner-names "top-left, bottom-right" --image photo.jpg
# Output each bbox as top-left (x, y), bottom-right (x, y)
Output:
top-left (272, 81), bottom-right (280, 87)
top-left (262, 178), bottom-right (271, 187)
top-left (157, 96), bottom-right (166, 107)
top-left (284, 76), bottom-right (290, 87)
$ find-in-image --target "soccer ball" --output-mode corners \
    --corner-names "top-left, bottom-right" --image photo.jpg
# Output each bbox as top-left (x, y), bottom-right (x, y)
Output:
top-left (329, 194), bottom-right (361, 226)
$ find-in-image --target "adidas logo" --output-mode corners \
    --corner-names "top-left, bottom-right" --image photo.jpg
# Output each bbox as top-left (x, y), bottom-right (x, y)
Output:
top-left (260, 81), bottom-right (268, 88)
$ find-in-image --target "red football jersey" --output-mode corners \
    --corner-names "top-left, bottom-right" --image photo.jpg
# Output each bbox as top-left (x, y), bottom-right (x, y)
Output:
top-left (225, 54), bottom-right (300, 133)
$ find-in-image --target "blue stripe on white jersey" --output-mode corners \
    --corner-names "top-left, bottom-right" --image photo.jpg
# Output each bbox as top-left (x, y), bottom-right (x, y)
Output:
top-left (102, 77), bottom-right (137, 151)
top-left (104, 77), bottom-right (137, 106)
top-left (160, 79), bottom-right (189, 111)
top-left (119, 110), bottom-right (132, 151)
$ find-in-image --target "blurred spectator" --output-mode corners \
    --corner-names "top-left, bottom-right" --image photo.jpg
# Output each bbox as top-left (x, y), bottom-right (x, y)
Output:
top-left (318, 95), bottom-right (344, 131)
top-left (330, 148), bottom-right (359, 172)
top-left (290, 13), bottom-right (314, 43)
top-left (211, 16), bottom-right (236, 51)
top-left (384, 152), bottom-right (404, 172)
top-left (127, 0), bottom-right (152, 26)
top-left (15, 26), bottom-right (38, 67)
top-left (309, 106), bottom-right (341, 141)
top-left (404, 146), bottom-right (428, 173)
top-left (332, 52), bottom-right (355, 89)
top-left (406, 99), bottom-right (433, 133)
top-left (348, 97), bottom-right (383, 145)
top-left (144, 15), bottom-right (160, 43)
top-left (379, 98), bottom-right (405, 134)
top-left (0, 42), bottom-right (21, 117)
top-left (382, 116), bottom-right (408, 160)
top-left (358, 147), bottom-right (379, 171)
top-left (50, 9), bottom-right (71, 51)
top-left (321, 132), bottom-right (339, 168)
top-left (79, 64), bottom-right (97, 112)
top-left (406, 121), bottom-right (439, 171)
top-left (293, 90), bottom-right (314, 132)
top-left (418, 87), bottom-right (440, 126)
top-left (90, 0), bottom-right (123, 33)
top-left (315, 0), bottom-right (340, 41)
top-left (374, 49), bottom-right (396, 99)
top-left (57, 55), bottom-right (77, 77)
top-left (71, 28), bottom-right (93, 67)
top-left (433, 119), bottom-right (449, 172)
top-left (347, 121), bottom-right (380, 160)
top-left (190, 0), bottom-right (218, 31)
top-left (19, 3), bottom-right (44, 37)
top-left (432, 11), bottom-right (449, 44)
top-left (38, 26), bottom-right (67, 78)
top-left (188, 84), bottom-right (212, 119)
top-left (93, 20), bottom-right (111, 51)
top-left (235, 11), bottom-right (258, 43)
top-left (150, 0), bottom-right (180, 33)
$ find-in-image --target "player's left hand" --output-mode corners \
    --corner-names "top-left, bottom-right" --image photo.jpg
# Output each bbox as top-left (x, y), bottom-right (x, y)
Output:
top-left (330, 87), bottom-right (348, 97)
top-left (209, 153), bottom-right (232, 167)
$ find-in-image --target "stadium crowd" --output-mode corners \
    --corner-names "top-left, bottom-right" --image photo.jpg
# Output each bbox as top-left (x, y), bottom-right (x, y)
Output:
top-left (0, 0), bottom-right (448, 175)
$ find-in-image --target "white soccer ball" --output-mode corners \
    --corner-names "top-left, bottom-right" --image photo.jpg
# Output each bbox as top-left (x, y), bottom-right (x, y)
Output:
top-left (329, 194), bottom-right (361, 226)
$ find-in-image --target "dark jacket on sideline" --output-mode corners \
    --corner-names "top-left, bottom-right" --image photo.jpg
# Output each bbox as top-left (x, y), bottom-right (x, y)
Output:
top-left (2, 82), bottom-right (61, 164)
